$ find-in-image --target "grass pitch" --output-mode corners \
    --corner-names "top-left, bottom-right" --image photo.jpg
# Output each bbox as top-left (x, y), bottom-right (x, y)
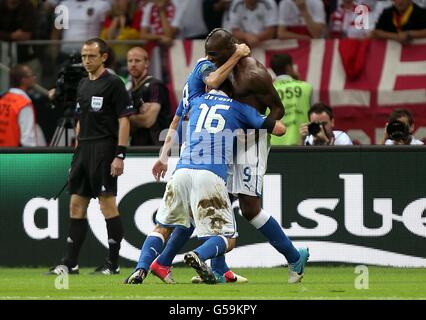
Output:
top-left (0, 266), bottom-right (425, 300)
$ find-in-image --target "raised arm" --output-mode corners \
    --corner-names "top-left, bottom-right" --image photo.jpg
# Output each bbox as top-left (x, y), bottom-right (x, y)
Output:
top-left (204, 43), bottom-right (250, 89)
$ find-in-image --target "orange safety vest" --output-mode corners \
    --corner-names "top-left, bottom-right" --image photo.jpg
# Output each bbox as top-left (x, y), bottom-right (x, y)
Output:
top-left (0, 90), bottom-right (34, 147)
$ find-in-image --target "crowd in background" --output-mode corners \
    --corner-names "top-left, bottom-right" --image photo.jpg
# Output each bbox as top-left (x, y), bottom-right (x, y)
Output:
top-left (0, 0), bottom-right (425, 147)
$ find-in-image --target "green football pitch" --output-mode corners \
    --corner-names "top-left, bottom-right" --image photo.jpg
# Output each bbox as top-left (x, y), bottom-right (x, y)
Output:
top-left (1, 266), bottom-right (425, 300)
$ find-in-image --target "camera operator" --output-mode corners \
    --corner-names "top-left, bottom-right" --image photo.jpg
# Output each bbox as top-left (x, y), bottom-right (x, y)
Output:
top-left (47, 38), bottom-right (136, 276)
top-left (380, 108), bottom-right (424, 145)
top-left (300, 102), bottom-right (353, 146)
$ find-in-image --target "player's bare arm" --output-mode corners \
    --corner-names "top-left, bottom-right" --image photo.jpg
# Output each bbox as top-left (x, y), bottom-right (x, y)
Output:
top-left (204, 43), bottom-right (250, 89)
top-left (237, 57), bottom-right (285, 120)
top-left (152, 114), bottom-right (181, 181)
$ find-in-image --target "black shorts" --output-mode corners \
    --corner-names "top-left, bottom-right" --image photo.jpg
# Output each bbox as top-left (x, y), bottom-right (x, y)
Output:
top-left (68, 139), bottom-right (117, 198)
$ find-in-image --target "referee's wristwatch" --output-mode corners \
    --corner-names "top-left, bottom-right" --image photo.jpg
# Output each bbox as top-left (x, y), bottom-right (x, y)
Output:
top-left (115, 146), bottom-right (127, 160)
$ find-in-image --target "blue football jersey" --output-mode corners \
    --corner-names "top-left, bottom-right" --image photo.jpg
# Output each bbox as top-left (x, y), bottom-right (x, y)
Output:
top-left (175, 58), bottom-right (216, 118)
top-left (176, 92), bottom-right (267, 181)
top-left (174, 58), bottom-right (216, 144)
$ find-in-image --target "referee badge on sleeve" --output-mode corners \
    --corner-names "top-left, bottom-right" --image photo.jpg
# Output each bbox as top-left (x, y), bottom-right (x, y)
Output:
top-left (91, 96), bottom-right (104, 111)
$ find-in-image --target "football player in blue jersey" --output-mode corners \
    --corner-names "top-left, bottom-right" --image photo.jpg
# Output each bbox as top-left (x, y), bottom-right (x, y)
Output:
top-left (124, 42), bottom-right (250, 285)
top-left (126, 80), bottom-right (285, 284)
top-left (202, 29), bottom-right (310, 284)
top-left (149, 29), bottom-right (309, 285)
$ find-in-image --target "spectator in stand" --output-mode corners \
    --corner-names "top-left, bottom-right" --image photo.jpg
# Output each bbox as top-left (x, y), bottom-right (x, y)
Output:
top-left (130, 0), bottom-right (149, 32)
top-left (0, 0), bottom-right (41, 80)
top-left (277, 0), bottom-right (327, 39)
top-left (202, 0), bottom-right (234, 33)
top-left (101, 0), bottom-right (139, 61)
top-left (0, 65), bottom-right (40, 147)
top-left (380, 108), bottom-right (424, 145)
top-left (139, 0), bottom-right (178, 47)
top-left (51, 0), bottom-right (111, 59)
top-left (175, 0), bottom-right (209, 39)
top-left (300, 102), bottom-right (353, 145)
top-left (323, 0), bottom-right (338, 23)
top-left (229, 0), bottom-right (278, 48)
top-left (372, 0), bottom-right (426, 43)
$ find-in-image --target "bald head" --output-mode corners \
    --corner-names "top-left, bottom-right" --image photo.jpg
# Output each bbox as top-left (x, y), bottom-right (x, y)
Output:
top-left (205, 28), bottom-right (236, 67)
top-left (127, 47), bottom-right (149, 80)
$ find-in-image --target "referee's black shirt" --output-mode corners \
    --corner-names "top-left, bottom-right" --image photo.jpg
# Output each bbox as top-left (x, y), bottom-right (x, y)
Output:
top-left (76, 71), bottom-right (136, 141)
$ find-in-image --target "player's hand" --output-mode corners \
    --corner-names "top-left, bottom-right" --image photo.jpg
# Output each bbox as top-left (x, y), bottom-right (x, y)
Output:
top-left (235, 43), bottom-right (251, 58)
top-left (111, 158), bottom-right (124, 177)
top-left (152, 159), bottom-right (168, 181)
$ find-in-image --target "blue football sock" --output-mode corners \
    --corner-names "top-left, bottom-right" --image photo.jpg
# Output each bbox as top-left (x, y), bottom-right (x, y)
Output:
top-left (211, 254), bottom-right (230, 275)
top-left (157, 225), bottom-right (195, 266)
top-left (251, 210), bottom-right (300, 264)
top-left (194, 236), bottom-right (227, 261)
top-left (135, 232), bottom-right (164, 271)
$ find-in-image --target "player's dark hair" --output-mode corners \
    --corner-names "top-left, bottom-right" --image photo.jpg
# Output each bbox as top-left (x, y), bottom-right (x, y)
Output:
top-left (218, 78), bottom-right (234, 98)
top-left (308, 102), bottom-right (334, 120)
top-left (389, 108), bottom-right (414, 126)
top-left (270, 54), bottom-right (293, 76)
top-left (9, 64), bottom-right (29, 87)
top-left (84, 38), bottom-right (109, 55)
top-left (205, 28), bottom-right (235, 56)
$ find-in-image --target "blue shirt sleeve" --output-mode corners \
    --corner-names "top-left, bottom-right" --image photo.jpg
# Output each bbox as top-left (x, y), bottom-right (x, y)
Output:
top-left (199, 61), bottom-right (217, 83)
top-left (176, 99), bottom-right (184, 117)
top-left (238, 103), bottom-right (267, 129)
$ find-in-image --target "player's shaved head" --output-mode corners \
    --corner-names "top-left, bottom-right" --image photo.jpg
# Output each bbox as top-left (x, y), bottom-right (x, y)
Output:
top-left (205, 28), bottom-right (236, 66)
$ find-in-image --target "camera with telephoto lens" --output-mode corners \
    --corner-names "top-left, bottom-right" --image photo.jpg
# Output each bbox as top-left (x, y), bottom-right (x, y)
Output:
top-left (308, 122), bottom-right (321, 136)
top-left (386, 120), bottom-right (409, 141)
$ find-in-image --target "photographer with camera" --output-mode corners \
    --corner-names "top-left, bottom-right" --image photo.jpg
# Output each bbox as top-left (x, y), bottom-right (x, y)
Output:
top-left (380, 108), bottom-right (424, 145)
top-left (299, 102), bottom-right (353, 146)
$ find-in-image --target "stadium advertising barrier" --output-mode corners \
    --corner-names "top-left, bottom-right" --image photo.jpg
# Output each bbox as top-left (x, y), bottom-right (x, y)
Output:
top-left (166, 39), bottom-right (426, 144)
top-left (0, 148), bottom-right (425, 268)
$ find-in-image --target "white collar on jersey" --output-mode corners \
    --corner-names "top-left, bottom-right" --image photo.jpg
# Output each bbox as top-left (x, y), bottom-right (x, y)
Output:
top-left (208, 89), bottom-right (228, 97)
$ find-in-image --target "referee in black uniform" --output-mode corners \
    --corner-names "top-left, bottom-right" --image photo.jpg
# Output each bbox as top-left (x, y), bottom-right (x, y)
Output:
top-left (48, 38), bottom-right (136, 275)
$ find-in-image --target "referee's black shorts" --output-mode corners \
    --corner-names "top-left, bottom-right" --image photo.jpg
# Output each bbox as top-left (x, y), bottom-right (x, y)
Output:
top-left (68, 138), bottom-right (117, 198)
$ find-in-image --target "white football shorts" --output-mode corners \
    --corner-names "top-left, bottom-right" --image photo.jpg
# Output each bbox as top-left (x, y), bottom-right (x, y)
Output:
top-left (227, 131), bottom-right (270, 197)
top-left (156, 168), bottom-right (238, 238)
